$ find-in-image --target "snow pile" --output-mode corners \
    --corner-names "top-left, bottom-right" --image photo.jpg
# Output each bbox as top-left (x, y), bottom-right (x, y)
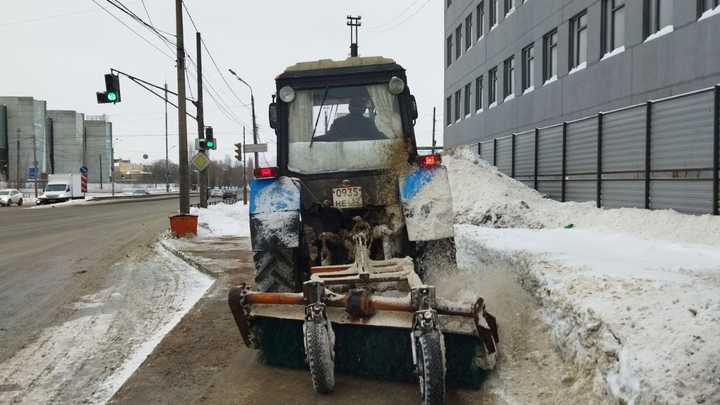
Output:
top-left (190, 202), bottom-right (250, 238)
top-left (445, 146), bottom-right (720, 404)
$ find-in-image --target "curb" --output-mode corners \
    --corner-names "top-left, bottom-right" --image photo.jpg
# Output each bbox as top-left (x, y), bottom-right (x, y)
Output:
top-left (158, 239), bottom-right (217, 279)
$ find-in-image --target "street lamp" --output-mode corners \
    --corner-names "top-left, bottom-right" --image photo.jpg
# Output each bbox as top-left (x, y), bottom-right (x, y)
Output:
top-left (228, 68), bottom-right (259, 167)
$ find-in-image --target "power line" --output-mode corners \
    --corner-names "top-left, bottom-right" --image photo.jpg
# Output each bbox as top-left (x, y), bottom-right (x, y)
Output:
top-left (90, 0), bottom-right (175, 60)
top-left (366, 0), bottom-right (425, 30)
top-left (368, 0), bottom-right (432, 33)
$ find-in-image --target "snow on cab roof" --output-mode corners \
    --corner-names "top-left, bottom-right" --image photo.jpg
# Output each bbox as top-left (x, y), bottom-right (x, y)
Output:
top-left (282, 56), bottom-right (396, 73)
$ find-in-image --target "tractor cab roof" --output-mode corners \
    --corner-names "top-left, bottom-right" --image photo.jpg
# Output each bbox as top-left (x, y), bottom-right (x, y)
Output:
top-left (276, 56), bottom-right (404, 82)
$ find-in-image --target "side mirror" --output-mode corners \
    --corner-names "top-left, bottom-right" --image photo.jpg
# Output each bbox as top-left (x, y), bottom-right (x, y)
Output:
top-left (268, 102), bottom-right (278, 130)
top-left (410, 95), bottom-right (419, 122)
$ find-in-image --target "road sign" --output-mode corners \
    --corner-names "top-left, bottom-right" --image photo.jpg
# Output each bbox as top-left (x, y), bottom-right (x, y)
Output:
top-left (27, 167), bottom-right (38, 179)
top-left (80, 165), bottom-right (88, 174)
top-left (81, 172), bottom-right (88, 193)
top-left (244, 143), bottom-right (268, 153)
top-left (191, 152), bottom-right (210, 172)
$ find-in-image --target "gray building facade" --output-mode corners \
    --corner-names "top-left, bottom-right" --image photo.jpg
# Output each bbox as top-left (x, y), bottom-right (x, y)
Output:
top-left (0, 97), bottom-right (48, 185)
top-left (84, 116), bottom-right (113, 184)
top-left (444, 0), bottom-right (720, 145)
top-left (48, 110), bottom-right (85, 175)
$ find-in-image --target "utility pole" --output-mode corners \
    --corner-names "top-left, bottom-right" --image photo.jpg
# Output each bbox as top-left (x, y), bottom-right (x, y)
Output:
top-left (250, 91), bottom-right (258, 167)
top-left (242, 126), bottom-right (247, 205)
top-left (431, 107), bottom-right (437, 154)
top-left (165, 82), bottom-right (169, 193)
top-left (15, 135), bottom-right (20, 189)
top-left (99, 154), bottom-right (103, 190)
top-left (196, 31), bottom-right (208, 208)
top-left (32, 134), bottom-right (38, 198)
top-left (175, 0), bottom-right (190, 214)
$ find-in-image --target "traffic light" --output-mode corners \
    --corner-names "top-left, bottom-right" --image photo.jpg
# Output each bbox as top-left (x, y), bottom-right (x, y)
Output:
top-left (205, 127), bottom-right (216, 150)
top-left (234, 143), bottom-right (242, 161)
top-left (97, 73), bottom-right (121, 104)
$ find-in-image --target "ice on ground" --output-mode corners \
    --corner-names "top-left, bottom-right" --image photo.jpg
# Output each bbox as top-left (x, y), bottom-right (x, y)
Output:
top-left (191, 202), bottom-right (250, 238)
top-left (444, 146), bottom-right (720, 404)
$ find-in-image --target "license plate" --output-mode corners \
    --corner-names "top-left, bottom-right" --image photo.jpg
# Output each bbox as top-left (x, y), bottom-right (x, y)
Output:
top-left (332, 186), bottom-right (363, 209)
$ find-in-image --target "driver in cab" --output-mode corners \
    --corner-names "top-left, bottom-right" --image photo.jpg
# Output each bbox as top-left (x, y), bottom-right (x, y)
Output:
top-left (314, 96), bottom-right (386, 142)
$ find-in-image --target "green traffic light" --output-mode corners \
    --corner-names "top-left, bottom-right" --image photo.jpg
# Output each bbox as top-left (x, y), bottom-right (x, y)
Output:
top-left (206, 140), bottom-right (216, 148)
top-left (107, 91), bottom-right (118, 102)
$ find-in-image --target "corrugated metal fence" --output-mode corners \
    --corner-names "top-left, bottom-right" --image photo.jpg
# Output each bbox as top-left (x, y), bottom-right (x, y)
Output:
top-left (477, 85), bottom-right (720, 215)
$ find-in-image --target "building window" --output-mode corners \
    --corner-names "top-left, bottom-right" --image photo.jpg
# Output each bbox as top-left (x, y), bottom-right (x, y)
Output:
top-left (489, 0), bottom-right (498, 28)
top-left (542, 29), bottom-right (558, 82)
top-left (465, 13), bottom-right (473, 51)
top-left (521, 43), bottom-right (535, 91)
top-left (455, 24), bottom-right (462, 59)
top-left (504, 0), bottom-right (514, 16)
top-left (488, 67), bottom-right (498, 105)
top-left (569, 10), bottom-right (588, 70)
top-left (475, 75), bottom-right (484, 111)
top-left (454, 90), bottom-right (461, 122)
top-left (602, 0), bottom-right (625, 54)
top-left (446, 35), bottom-right (453, 67)
top-left (503, 56), bottom-right (515, 99)
top-left (445, 96), bottom-right (452, 126)
top-left (464, 83), bottom-right (472, 116)
top-left (698, 0), bottom-right (720, 18)
top-left (446, 0), bottom-right (452, 8)
top-left (644, 0), bottom-right (673, 38)
top-left (476, 2), bottom-right (485, 39)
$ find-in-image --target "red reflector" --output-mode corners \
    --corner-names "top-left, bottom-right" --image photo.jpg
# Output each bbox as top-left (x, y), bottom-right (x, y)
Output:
top-left (254, 167), bottom-right (279, 178)
top-left (417, 154), bottom-right (442, 168)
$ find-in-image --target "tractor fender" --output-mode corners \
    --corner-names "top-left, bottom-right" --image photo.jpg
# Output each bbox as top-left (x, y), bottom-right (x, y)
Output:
top-left (399, 165), bottom-right (454, 242)
top-left (249, 176), bottom-right (301, 249)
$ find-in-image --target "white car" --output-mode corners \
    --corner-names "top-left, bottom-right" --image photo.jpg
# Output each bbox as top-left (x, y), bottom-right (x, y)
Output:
top-left (0, 189), bottom-right (23, 207)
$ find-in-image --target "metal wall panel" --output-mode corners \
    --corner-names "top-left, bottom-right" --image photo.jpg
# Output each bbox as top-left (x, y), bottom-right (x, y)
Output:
top-left (496, 136), bottom-right (512, 175)
top-left (650, 180), bottom-right (713, 214)
top-left (565, 180), bottom-right (596, 203)
top-left (603, 106), bottom-right (646, 173)
top-left (602, 181), bottom-right (645, 208)
top-left (651, 91), bottom-right (714, 171)
top-left (514, 131), bottom-right (535, 177)
top-left (479, 140), bottom-right (494, 164)
top-left (537, 126), bottom-right (562, 175)
top-left (566, 117), bottom-right (597, 175)
top-left (537, 180), bottom-right (562, 200)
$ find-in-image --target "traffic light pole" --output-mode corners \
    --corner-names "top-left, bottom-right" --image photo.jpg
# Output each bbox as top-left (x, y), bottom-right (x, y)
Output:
top-left (175, 0), bottom-right (190, 215)
top-left (165, 83), bottom-right (170, 193)
top-left (196, 32), bottom-right (208, 208)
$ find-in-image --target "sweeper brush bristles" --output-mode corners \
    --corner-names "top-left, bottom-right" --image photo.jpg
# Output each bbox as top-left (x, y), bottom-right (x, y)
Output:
top-left (254, 318), bottom-right (490, 389)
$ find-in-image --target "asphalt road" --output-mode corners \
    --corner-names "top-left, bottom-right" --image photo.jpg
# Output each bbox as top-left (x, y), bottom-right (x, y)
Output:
top-left (0, 197), bottom-right (196, 364)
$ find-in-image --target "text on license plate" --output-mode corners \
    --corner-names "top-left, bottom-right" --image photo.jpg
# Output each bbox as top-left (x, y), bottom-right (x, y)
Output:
top-left (332, 187), bottom-right (363, 209)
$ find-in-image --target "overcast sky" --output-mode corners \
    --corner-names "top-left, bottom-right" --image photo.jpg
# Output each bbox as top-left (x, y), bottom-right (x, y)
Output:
top-left (1, 0), bottom-right (443, 165)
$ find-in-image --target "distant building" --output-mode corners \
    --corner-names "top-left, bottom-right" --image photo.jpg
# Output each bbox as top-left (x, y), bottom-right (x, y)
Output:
top-left (444, 0), bottom-right (720, 145)
top-left (0, 97), bottom-right (47, 185)
top-left (84, 115), bottom-right (113, 184)
top-left (47, 110), bottom-right (85, 175)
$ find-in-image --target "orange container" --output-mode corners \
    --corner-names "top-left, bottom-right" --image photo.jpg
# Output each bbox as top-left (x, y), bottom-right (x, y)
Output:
top-left (169, 214), bottom-right (198, 237)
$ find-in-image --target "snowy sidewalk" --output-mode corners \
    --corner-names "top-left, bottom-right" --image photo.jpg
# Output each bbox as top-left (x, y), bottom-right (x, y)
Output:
top-left (445, 147), bottom-right (720, 405)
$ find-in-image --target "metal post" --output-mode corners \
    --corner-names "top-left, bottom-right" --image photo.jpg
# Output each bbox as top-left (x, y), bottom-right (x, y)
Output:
top-left (431, 107), bottom-right (437, 154)
top-left (48, 118), bottom-right (54, 174)
top-left (196, 31), bottom-right (208, 208)
top-left (165, 83), bottom-right (169, 193)
top-left (32, 134), bottom-right (37, 198)
top-left (561, 123), bottom-right (567, 202)
top-left (99, 154), bottom-right (103, 190)
top-left (492, 138), bottom-right (497, 166)
top-left (251, 92), bottom-right (259, 167)
top-left (597, 113), bottom-right (604, 208)
top-left (175, 0), bottom-right (190, 214)
top-left (713, 85), bottom-right (719, 215)
top-left (645, 101), bottom-right (652, 210)
top-left (242, 126), bottom-right (247, 205)
top-left (16, 133), bottom-right (20, 189)
top-left (111, 140), bottom-right (115, 198)
top-left (533, 128), bottom-right (539, 190)
top-left (511, 133), bottom-right (516, 178)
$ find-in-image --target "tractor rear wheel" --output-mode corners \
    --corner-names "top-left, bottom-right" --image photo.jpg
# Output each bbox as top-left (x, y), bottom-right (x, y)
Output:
top-left (304, 320), bottom-right (335, 394)
top-left (416, 330), bottom-right (446, 405)
top-left (253, 245), bottom-right (297, 292)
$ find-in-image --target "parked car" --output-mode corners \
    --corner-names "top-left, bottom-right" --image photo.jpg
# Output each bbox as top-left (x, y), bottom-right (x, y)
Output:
top-left (222, 190), bottom-right (236, 200)
top-left (210, 189), bottom-right (223, 198)
top-left (0, 189), bottom-right (23, 207)
top-left (128, 189), bottom-right (150, 196)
